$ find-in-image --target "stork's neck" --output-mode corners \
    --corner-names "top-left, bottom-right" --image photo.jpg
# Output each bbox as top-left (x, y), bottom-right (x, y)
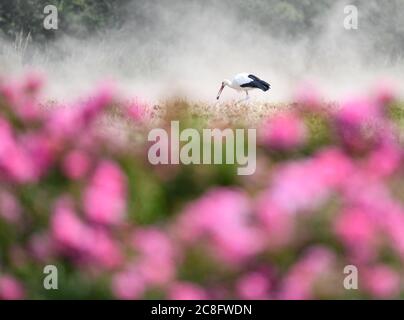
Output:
top-left (223, 79), bottom-right (232, 87)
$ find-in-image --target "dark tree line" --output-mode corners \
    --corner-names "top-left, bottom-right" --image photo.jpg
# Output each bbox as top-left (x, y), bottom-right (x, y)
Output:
top-left (0, 0), bottom-right (131, 41)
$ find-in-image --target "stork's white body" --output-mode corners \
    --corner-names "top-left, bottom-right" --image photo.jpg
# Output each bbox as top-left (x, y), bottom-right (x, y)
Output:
top-left (216, 73), bottom-right (271, 100)
top-left (229, 73), bottom-right (256, 91)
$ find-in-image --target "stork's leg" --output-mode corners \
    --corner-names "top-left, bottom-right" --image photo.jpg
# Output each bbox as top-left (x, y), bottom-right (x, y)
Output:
top-left (236, 91), bottom-right (250, 104)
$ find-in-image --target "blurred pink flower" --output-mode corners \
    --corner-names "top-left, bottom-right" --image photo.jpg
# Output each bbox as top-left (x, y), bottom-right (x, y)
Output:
top-left (80, 82), bottom-right (115, 124)
top-left (112, 269), bottom-right (145, 300)
top-left (87, 228), bottom-right (123, 269)
top-left (236, 272), bottom-right (271, 300)
top-left (62, 150), bottom-right (91, 180)
top-left (0, 118), bottom-right (36, 182)
top-left (314, 147), bottom-right (353, 188)
top-left (268, 159), bottom-right (330, 214)
top-left (132, 229), bottom-right (176, 285)
top-left (29, 233), bottom-right (54, 262)
top-left (47, 106), bottom-right (83, 139)
top-left (0, 191), bottom-right (22, 224)
top-left (132, 228), bottom-right (175, 261)
top-left (334, 207), bottom-right (379, 262)
top-left (51, 198), bottom-right (91, 252)
top-left (46, 84), bottom-right (114, 141)
top-left (278, 247), bottom-right (335, 300)
top-left (177, 188), bottom-right (263, 263)
top-left (52, 198), bottom-right (123, 268)
top-left (17, 101), bottom-right (42, 122)
top-left (260, 112), bottom-right (307, 150)
top-left (337, 97), bottom-right (382, 126)
top-left (342, 175), bottom-right (397, 217)
top-left (363, 265), bottom-right (400, 298)
top-left (365, 142), bottom-right (402, 178)
top-left (268, 148), bottom-right (352, 216)
top-left (0, 73), bottom-right (44, 121)
top-left (335, 97), bottom-right (389, 152)
top-left (256, 197), bottom-right (295, 248)
top-left (22, 132), bottom-right (56, 177)
top-left (84, 160), bottom-right (127, 225)
top-left (126, 100), bottom-right (149, 123)
top-left (5, 145), bottom-right (36, 182)
top-left (0, 275), bottom-right (25, 300)
top-left (137, 256), bottom-right (176, 286)
top-left (168, 282), bottom-right (208, 300)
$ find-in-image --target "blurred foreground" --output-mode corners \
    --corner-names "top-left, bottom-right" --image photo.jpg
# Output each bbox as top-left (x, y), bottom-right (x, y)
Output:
top-left (0, 74), bottom-right (404, 299)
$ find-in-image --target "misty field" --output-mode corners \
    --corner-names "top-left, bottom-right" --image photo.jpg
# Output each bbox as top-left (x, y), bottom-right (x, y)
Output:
top-left (1, 73), bottom-right (404, 300)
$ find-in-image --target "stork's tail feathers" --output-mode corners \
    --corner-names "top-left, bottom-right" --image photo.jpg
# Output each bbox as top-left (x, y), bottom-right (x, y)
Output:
top-left (262, 82), bottom-right (271, 92)
top-left (256, 80), bottom-right (270, 92)
top-left (247, 74), bottom-right (271, 92)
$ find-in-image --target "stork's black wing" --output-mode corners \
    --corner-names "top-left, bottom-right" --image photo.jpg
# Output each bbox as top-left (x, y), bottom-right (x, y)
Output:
top-left (240, 74), bottom-right (271, 92)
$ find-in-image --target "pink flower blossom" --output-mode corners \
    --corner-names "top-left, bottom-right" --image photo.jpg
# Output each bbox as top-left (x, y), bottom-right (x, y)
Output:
top-left (87, 228), bottom-right (123, 269)
top-left (0, 73), bottom-right (44, 121)
top-left (335, 97), bottom-right (388, 152)
top-left (278, 247), bottom-right (335, 300)
top-left (342, 175), bottom-right (397, 216)
top-left (132, 229), bottom-right (176, 285)
top-left (313, 147), bottom-right (353, 188)
top-left (47, 106), bottom-right (83, 139)
top-left (176, 188), bottom-right (263, 263)
top-left (22, 132), bottom-right (56, 177)
top-left (126, 100), bottom-right (149, 123)
top-left (0, 276), bottom-right (25, 300)
top-left (256, 197), bottom-right (295, 248)
top-left (363, 265), bottom-right (400, 298)
top-left (337, 97), bottom-right (382, 126)
top-left (51, 198), bottom-right (91, 252)
top-left (112, 269), bottom-right (145, 300)
top-left (0, 191), bottom-right (22, 224)
top-left (236, 272), bottom-right (271, 300)
top-left (334, 207), bottom-right (379, 262)
top-left (62, 150), bottom-right (91, 179)
top-left (29, 233), bottom-right (54, 262)
top-left (0, 118), bottom-right (36, 182)
top-left (261, 112), bottom-right (307, 150)
top-left (168, 282), bottom-right (208, 300)
top-left (365, 142), bottom-right (402, 178)
top-left (84, 160), bottom-right (127, 225)
top-left (268, 159), bottom-right (330, 214)
top-left (132, 228), bottom-right (175, 261)
top-left (80, 83), bottom-right (115, 124)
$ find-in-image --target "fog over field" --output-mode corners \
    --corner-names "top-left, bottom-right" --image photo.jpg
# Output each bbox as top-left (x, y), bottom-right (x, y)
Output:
top-left (1, 0), bottom-right (404, 103)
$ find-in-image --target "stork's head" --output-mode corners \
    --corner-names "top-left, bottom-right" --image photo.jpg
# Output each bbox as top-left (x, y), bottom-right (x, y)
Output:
top-left (216, 79), bottom-right (231, 100)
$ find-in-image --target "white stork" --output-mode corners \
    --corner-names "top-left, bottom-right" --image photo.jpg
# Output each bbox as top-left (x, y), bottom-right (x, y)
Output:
top-left (216, 73), bottom-right (271, 100)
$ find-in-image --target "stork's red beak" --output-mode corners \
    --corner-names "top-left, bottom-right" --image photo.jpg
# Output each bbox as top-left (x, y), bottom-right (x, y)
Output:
top-left (216, 84), bottom-right (225, 100)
